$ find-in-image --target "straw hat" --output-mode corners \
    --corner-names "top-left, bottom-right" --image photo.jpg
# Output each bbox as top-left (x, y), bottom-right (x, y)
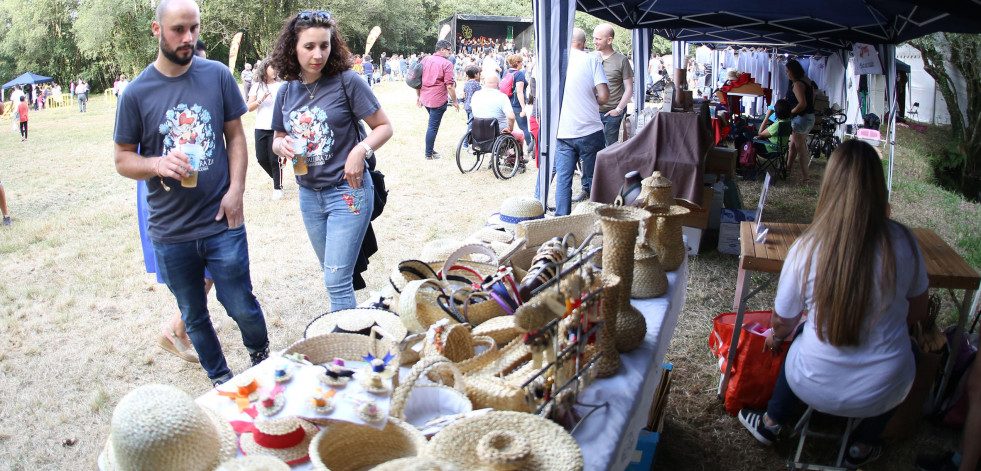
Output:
top-left (99, 384), bottom-right (237, 471)
top-left (239, 417), bottom-right (319, 465)
top-left (487, 196), bottom-right (545, 233)
top-left (216, 455), bottom-right (290, 471)
top-left (308, 417), bottom-right (427, 471)
top-left (305, 308), bottom-right (407, 343)
top-left (373, 457), bottom-right (461, 471)
top-left (428, 411), bottom-right (583, 471)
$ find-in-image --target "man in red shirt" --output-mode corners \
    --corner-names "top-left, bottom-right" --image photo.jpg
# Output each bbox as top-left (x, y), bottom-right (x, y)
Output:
top-left (417, 39), bottom-right (459, 160)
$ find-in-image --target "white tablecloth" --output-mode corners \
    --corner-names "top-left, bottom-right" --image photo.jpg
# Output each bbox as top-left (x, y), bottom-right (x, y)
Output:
top-left (574, 256), bottom-right (688, 471)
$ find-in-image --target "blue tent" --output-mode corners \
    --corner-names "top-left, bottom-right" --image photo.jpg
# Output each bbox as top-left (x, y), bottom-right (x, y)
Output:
top-left (2, 72), bottom-right (53, 90)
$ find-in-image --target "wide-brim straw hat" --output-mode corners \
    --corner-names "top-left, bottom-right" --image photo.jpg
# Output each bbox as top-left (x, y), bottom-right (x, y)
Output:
top-left (308, 417), bottom-right (427, 471)
top-left (305, 308), bottom-right (407, 342)
top-left (240, 417), bottom-right (319, 465)
top-left (428, 411), bottom-right (584, 471)
top-left (487, 196), bottom-right (545, 233)
top-left (216, 455), bottom-right (291, 471)
top-left (100, 384), bottom-right (237, 471)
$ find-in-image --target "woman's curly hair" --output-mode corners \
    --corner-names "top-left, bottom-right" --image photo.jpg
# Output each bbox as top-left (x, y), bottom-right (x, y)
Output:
top-left (270, 12), bottom-right (353, 81)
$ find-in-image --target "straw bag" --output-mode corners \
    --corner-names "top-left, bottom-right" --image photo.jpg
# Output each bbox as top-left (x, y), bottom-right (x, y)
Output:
top-left (389, 356), bottom-right (472, 429)
top-left (283, 327), bottom-right (400, 388)
top-left (461, 337), bottom-right (534, 412)
top-left (308, 417), bottom-right (426, 471)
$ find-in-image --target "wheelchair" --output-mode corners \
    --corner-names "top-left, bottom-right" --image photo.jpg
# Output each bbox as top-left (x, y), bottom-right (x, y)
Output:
top-left (455, 117), bottom-right (526, 179)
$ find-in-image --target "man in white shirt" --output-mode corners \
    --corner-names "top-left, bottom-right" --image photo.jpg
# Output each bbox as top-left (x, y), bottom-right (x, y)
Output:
top-left (481, 51), bottom-right (502, 83)
top-left (554, 28), bottom-right (609, 216)
top-left (470, 73), bottom-right (523, 144)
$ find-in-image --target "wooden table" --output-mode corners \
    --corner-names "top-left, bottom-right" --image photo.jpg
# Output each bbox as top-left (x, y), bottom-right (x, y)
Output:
top-left (720, 222), bottom-right (980, 409)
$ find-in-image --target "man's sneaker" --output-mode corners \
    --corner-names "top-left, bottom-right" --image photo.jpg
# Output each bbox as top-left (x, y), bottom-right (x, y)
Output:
top-left (843, 444), bottom-right (882, 469)
top-left (249, 346), bottom-right (270, 367)
top-left (571, 191), bottom-right (589, 203)
top-left (2, 217), bottom-right (10, 226)
top-left (425, 151), bottom-right (441, 160)
top-left (211, 372), bottom-right (233, 387)
top-left (738, 409), bottom-right (780, 446)
top-left (916, 451), bottom-right (960, 471)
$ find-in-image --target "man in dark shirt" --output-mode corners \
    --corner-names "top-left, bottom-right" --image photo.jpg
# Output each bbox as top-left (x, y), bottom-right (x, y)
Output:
top-left (112, 0), bottom-right (269, 386)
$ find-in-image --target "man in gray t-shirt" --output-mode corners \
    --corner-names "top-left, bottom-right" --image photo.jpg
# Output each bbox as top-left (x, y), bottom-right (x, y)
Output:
top-left (112, 0), bottom-right (268, 386)
top-left (592, 23), bottom-right (634, 146)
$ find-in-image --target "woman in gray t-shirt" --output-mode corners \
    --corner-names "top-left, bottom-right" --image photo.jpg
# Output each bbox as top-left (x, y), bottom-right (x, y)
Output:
top-left (269, 10), bottom-right (393, 310)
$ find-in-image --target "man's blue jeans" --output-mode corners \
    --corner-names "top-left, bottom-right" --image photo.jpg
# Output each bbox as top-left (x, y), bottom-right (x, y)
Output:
top-left (153, 225), bottom-right (268, 382)
top-left (298, 170), bottom-right (373, 311)
top-left (600, 112), bottom-right (624, 147)
top-left (425, 103), bottom-right (448, 157)
top-left (554, 130), bottom-right (605, 216)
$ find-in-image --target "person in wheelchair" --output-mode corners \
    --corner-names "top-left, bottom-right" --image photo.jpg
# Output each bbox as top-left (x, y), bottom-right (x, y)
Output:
top-left (469, 73), bottom-right (526, 160)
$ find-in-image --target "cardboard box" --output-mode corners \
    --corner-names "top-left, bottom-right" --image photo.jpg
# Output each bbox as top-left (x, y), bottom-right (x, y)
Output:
top-left (676, 187), bottom-right (713, 230)
top-left (705, 147), bottom-right (738, 181)
top-left (682, 226), bottom-right (703, 255)
top-left (625, 430), bottom-right (660, 471)
top-left (717, 209), bottom-right (756, 254)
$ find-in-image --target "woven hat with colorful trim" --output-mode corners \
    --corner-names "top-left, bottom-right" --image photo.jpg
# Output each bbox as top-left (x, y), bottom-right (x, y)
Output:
top-left (487, 196), bottom-right (545, 233)
top-left (304, 308), bottom-right (407, 342)
top-left (216, 455), bottom-right (290, 471)
top-left (239, 417), bottom-right (319, 465)
top-left (99, 384), bottom-right (237, 471)
top-left (428, 411), bottom-right (583, 471)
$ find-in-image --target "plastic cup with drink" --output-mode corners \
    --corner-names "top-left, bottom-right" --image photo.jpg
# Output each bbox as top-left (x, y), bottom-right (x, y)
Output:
top-left (180, 143), bottom-right (204, 188)
top-left (292, 137), bottom-right (309, 175)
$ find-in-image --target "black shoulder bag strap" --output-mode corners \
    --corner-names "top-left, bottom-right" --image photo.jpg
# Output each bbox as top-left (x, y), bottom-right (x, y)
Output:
top-left (338, 72), bottom-right (375, 171)
top-left (338, 72), bottom-right (386, 221)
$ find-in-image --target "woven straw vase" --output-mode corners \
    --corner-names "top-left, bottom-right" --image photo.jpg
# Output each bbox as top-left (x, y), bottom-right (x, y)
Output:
top-left (595, 273), bottom-right (622, 378)
top-left (632, 243), bottom-right (668, 298)
top-left (640, 171), bottom-right (674, 209)
top-left (646, 205), bottom-right (690, 271)
top-left (596, 206), bottom-right (651, 354)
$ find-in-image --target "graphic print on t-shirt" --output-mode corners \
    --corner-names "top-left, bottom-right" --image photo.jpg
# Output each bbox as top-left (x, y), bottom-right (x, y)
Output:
top-left (159, 104), bottom-right (215, 172)
top-left (285, 106), bottom-right (336, 167)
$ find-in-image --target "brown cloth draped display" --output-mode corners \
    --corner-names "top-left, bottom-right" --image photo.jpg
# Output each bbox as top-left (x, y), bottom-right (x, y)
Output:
top-left (590, 110), bottom-right (714, 207)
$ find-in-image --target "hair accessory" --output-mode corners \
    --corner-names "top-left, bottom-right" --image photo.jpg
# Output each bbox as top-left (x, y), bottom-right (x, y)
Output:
top-left (360, 373), bottom-right (390, 395)
top-left (311, 388), bottom-right (336, 414)
top-left (257, 386), bottom-right (285, 417)
top-left (361, 351), bottom-right (397, 379)
top-left (217, 376), bottom-right (261, 412)
top-left (319, 359), bottom-right (354, 388)
top-left (272, 364), bottom-right (293, 384)
top-left (282, 352), bottom-right (312, 365)
top-left (355, 398), bottom-right (385, 424)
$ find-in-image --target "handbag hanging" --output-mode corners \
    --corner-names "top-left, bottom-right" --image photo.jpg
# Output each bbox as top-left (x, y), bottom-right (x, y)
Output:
top-left (338, 73), bottom-right (387, 221)
top-left (708, 310), bottom-right (789, 415)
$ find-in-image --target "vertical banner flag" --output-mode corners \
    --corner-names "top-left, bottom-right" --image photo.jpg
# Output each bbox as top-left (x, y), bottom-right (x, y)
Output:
top-left (438, 23), bottom-right (452, 40)
top-left (366, 26), bottom-right (382, 56)
top-left (228, 31), bottom-right (244, 72)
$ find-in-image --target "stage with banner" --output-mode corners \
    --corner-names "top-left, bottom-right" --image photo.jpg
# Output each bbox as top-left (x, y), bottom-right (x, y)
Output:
top-left (438, 14), bottom-right (533, 52)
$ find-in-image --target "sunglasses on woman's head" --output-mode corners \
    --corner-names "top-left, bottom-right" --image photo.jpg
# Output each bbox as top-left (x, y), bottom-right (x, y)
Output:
top-left (297, 10), bottom-right (332, 24)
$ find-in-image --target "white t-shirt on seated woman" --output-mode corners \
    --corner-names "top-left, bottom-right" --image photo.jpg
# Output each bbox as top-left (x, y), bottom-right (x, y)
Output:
top-left (775, 220), bottom-right (928, 418)
top-left (249, 81), bottom-right (284, 131)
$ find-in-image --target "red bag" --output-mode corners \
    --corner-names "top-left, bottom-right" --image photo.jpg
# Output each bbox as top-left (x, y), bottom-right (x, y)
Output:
top-left (708, 311), bottom-right (789, 415)
top-left (739, 141), bottom-right (757, 168)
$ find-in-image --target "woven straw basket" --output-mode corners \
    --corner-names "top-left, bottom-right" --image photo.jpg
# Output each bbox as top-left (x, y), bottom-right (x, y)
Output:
top-left (308, 417), bottom-right (426, 471)
top-left (282, 328), bottom-right (400, 388)
top-left (471, 315), bottom-right (521, 346)
top-left (632, 243), bottom-right (668, 298)
top-left (389, 356), bottom-right (472, 428)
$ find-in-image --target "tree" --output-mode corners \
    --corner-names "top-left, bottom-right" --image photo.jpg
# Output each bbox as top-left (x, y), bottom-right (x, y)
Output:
top-left (910, 33), bottom-right (981, 179)
top-left (0, 0), bottom-right (86, 87)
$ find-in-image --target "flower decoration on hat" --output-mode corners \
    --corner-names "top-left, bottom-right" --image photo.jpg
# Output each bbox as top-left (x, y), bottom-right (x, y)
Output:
top-left (362, 351), bottom-right (397, 379)
top-left (311, 388), bottom-right (336, 414)
top-left (257, 384), bottom-right (286, 417)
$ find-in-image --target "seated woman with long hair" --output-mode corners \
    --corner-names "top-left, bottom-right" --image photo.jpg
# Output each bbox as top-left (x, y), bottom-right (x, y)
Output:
top-left (739, 139), bottom-right (929, 468)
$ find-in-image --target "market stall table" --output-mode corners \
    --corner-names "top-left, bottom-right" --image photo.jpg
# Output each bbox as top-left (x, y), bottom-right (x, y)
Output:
top-left (721, 222), bottom-right (979, 410)
top-left (574, 256), bottom-right (688, 471)
top-left (180, 257), bottom-right (689, 471)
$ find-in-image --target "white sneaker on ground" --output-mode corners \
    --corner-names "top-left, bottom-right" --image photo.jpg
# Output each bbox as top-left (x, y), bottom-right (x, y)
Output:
top-left (272, 189), bottom-right (284, 200)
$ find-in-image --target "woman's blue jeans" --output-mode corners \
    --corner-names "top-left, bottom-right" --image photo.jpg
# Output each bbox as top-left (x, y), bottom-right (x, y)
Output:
top-left (298, 170), bottom-right (373, 311)
top-left (153, 225), bottom-right (269, 382)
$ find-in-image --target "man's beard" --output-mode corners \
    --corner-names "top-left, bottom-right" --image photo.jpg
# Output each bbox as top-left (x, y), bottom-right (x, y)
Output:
top-left (161, 42), bottom-right (194, 66)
